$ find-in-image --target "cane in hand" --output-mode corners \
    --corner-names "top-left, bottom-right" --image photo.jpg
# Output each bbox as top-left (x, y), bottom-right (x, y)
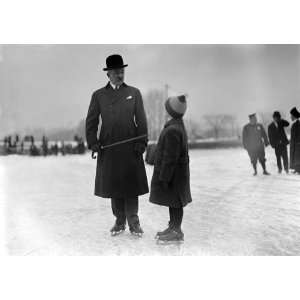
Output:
top-left (91, 134), bottom-right (148, 159)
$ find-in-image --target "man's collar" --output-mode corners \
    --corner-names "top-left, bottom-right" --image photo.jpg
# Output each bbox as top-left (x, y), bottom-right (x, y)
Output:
top-left (105, 81), bottom-right (128, 90)
top-left (110, 81), bottom-right (117, 90)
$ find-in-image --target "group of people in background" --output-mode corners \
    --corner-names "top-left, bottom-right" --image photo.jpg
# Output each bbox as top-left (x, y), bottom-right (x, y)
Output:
top-left (1, 134), bottom-right (86, 156)
top-left (242, 107), bottom-right (300, 175)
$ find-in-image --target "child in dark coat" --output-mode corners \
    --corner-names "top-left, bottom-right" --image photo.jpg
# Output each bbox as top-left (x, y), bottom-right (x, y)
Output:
top-left (149, 95), bottom-right (192, 243)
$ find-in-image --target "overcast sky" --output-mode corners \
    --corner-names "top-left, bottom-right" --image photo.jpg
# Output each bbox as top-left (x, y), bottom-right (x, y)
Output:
top-left (1, 44), bottom-right (300, 135)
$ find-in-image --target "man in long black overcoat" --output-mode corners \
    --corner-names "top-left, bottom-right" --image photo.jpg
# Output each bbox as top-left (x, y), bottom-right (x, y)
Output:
top-left (290, 107), bottom-right (300, 174)
top-left (268, 111), bottom-right (289, 174)
top-left (242, 113), bottom-right (270, 176)
top-left (85, 54), bottom-right (149, 236)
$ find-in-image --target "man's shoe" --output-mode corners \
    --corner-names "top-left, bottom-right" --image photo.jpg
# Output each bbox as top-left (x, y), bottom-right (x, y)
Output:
top-left (278, 169), bottom-right (282, 174)
top-left (263, 170), bottom-right (270, 175)
top-left (129, 223), bottom-right (144, 237)
top-left (110, 223), bottom-right (126, 236)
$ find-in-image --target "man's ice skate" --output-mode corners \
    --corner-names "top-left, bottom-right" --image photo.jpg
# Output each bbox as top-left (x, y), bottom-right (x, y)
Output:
top-left (263, 170), bottom-right (270, 175)
top-left (129, 222), bottom-right (144, 237)
top-left (157, 229), bottom-right (184, 244)
top-left (110, 223), bottom-right (126, 236)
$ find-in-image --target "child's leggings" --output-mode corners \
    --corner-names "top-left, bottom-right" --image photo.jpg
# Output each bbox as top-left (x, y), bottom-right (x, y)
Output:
top-left (169, 207), bottom-right (183, 229)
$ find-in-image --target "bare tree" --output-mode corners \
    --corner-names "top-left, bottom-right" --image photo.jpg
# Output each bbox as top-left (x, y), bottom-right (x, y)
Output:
top-left (143, 88), bottom-right (165, 141)
top-left (204, 114), bottom-right (238, 139)
top-left (185, 119), bottom-right (202, 142)
top-left (257, 111), bottom-right (272, 130)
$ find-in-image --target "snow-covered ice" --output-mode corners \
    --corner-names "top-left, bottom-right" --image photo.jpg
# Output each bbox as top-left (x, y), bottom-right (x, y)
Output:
top-left (1, 148), bottom-right (300, 255)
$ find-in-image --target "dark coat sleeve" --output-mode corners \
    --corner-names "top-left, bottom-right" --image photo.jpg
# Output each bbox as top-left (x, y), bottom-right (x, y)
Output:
top-left (159, 128), bottom-right (181, 182)
top-left (281, 119), bottom-right (290, 127)
top-left (242, 126), bottom-right (248, 149)
top-left (261, 125), bottom-right (269, 146)
top-left (290, 123), bottom-right (296, 168)
top-left (85, 92), bottom-right (100, 149)
top-left (134, 89), bottom-right (148, 146)
top-left (268, 125), bottom-right (275, 148)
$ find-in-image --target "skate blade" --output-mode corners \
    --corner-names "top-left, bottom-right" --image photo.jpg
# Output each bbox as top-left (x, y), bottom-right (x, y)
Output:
top-left (156, 239), bottom-right (184, 245)
top-left (155, 234), bottom-right (164, 240)
top-left (111, 229), bottom-right (125, 237)
top-left (130, 232), bottom-right (143, 238)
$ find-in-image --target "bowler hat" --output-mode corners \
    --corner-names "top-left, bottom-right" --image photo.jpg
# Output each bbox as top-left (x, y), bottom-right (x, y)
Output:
top-left (290, 107), bottom-right (300, 118)
top-left (103, 54), bottom-right (128, 71)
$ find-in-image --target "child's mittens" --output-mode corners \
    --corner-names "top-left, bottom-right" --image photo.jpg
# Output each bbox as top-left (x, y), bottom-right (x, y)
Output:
top-left (134, 143), bottom-right (146, 155)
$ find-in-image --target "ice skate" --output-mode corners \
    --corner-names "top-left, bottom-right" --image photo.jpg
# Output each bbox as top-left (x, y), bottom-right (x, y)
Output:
top-left (129, 222), bottom-right (144, 237)
top-left (110, 223), bottom-right (126, 236)
top-left (157, 229), bottom-right (184, 245)
top-left (263, 170), bottom-right (270, 175)
top-left (155, 224), bottom-right (173, 240)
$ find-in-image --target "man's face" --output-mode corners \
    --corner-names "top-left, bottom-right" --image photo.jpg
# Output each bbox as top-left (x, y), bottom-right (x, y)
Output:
top-left (249, 115), bottom-right (257, 125)
top-left (291, 114), bottom-right (296, 121)
top-left (107, 68), bottom-right (125, 86)
top-left (273, 116), bottom-right (280, 123)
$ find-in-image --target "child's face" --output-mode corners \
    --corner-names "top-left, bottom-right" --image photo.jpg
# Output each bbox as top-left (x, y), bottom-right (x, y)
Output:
top-left (166, 112), bottom-right (172, 121)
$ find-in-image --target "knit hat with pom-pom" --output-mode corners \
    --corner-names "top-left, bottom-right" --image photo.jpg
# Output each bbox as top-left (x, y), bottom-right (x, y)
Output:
top-left (165, 95), bottom-right (187, 119)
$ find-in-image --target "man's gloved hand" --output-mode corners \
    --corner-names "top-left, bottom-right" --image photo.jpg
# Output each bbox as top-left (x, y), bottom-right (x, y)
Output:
top-left (91, 143), bottom-right (101, 159)
top-left (134, 143), bottom-right (146, 155)
top-left (91, 144), bottom-right (101, 153)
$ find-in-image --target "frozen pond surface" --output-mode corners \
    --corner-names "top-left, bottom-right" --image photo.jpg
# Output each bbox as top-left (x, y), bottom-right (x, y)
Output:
top-left (1, 148), bottom-right (300, 255)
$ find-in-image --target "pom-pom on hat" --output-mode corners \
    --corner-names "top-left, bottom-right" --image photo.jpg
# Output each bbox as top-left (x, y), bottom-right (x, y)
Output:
top-left (165, 95), bottom-right (187, 119)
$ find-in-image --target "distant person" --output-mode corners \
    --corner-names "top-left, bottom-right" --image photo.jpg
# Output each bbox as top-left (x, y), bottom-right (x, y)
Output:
top-left (242, 113), bottom-right (270, 176)
top-left (61, 141), bottom-right (65, 156)
top-left (268, 111), bottom-right (289, 174)
top-left (4, 136), bottom-right (8, 148)
top-left (8, 135), bottom-right (12, 148)
top-left (149, 95), bottom-right (192, 243)
top-left (42, 135), bottom-right (48, 156)
top-left (53, 142), bottom-right (58, 155)
top-left (85, 54), bottom-right (148, 237)
top-left (289, 107), bottom-right (300, 174)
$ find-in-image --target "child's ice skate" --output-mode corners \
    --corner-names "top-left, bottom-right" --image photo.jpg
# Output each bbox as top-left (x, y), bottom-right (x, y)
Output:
top-left (155, 223), bottom-right (173, 239)
top-left (157, 228), bottom-right (184, 244)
